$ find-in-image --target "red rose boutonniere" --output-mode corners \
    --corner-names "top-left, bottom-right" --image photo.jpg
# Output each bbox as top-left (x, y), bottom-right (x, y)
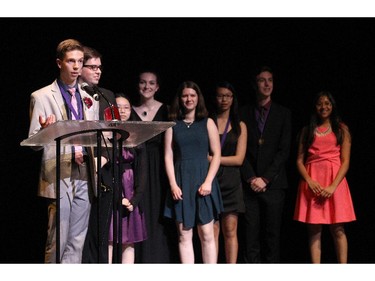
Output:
top-left (83, 97), bottom-right (93, 109)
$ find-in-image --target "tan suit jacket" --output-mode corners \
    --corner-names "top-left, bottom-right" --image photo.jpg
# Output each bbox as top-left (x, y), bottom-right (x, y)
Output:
top-left (28, 80), bottom-right (99, 199)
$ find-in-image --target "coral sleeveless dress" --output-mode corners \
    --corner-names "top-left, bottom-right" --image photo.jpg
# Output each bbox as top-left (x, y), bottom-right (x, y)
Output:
top-left (294, 130), bottom-right (356, 224)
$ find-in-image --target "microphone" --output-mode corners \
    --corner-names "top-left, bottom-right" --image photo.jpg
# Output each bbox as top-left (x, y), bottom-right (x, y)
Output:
top-left (92, 85), bottom-right (120, 121)
top-left (81, 82), bottom-right (100, 101)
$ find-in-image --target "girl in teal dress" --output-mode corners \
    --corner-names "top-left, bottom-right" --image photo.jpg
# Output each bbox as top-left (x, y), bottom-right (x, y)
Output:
top-left (164, 81), bottom-right (224, 263)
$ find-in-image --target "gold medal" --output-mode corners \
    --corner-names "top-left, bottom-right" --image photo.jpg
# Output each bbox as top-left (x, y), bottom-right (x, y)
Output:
top-left (258, 138), bottom-right (264, 145)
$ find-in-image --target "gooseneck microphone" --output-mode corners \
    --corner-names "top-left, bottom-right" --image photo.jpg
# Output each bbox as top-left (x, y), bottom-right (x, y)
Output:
top-left (81, 82), bottom-right (100, 101)
top-left (81, 82), bottom-right (119, 121)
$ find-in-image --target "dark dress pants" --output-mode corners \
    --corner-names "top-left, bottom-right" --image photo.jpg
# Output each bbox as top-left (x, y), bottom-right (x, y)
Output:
top-left (82, 188), bottom-right (113, 263)
top-left (242, 188), bottom-right (285, 263)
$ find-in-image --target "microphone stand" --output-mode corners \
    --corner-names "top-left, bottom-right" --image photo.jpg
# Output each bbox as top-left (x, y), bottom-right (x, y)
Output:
top-left (94, 85), bottom-right (123, 263)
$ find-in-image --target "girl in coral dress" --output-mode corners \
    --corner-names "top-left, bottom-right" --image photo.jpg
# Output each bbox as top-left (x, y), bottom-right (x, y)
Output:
top-left (294, 91), bottom-right (356, 263)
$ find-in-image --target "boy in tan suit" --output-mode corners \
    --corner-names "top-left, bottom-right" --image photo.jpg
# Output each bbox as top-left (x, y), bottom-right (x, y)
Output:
top-left (28, 39), bottom-right (99, 263)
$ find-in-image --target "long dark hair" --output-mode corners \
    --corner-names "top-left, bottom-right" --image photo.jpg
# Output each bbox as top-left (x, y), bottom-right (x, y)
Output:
top-left (301, 91), bottom-right (344, 155)
top-left (210, 81), bottom-right (241, 138)
top-left (169, 81), bottom-right (208, 121)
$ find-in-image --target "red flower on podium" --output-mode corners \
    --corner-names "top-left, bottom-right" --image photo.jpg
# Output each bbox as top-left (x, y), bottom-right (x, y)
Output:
top-left (83, 97), bottom-right (93, 109)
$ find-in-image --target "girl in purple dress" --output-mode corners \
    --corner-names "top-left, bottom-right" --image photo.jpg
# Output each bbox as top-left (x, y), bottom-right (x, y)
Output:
top-left (107, 93), bottom-right (147, 263)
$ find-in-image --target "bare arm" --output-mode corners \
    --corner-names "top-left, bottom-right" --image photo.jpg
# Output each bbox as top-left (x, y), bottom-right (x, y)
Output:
top-left (198, 118), bottom-right (221, 196)
top-left (320, 124), bottom-right (351, 198)
top-left (164, 127), bottom-right (182, 200)
top-left (296, 127), bottom-right (323, 195)
top-left (220, 121), bottom-right (247, 166)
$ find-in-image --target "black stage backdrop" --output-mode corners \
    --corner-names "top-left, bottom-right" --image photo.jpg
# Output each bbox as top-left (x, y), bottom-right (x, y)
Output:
top-left (1, 18), bottom-right (374, 263)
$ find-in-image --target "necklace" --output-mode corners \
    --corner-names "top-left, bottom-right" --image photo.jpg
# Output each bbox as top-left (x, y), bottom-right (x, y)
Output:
top-left (139, 103), bottom-right (157, 118)
top-left (315, 125), bottom-right (331, 136)
top-left (183, 120), bottom-right (194, 128)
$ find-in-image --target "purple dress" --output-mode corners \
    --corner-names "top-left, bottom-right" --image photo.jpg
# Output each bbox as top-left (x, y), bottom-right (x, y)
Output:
top-left (109, 149), bottom-right (147, 243)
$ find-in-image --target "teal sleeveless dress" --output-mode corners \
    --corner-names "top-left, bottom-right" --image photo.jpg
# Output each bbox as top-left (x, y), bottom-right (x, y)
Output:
top-left (164, 118), bottom-right (224, 228)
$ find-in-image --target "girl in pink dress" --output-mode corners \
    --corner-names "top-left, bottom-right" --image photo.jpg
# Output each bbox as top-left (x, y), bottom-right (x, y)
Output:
top-left (294, 91), bottom-right (356, 263)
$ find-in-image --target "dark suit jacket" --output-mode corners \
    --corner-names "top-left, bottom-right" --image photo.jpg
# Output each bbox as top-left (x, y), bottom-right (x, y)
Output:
top-left (98, 87), bottom-right (116, 120)
top-left (240, 101), bottom-right (291, 190)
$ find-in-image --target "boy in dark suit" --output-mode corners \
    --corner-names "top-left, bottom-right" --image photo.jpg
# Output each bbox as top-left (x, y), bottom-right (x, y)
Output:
top-left (240, 65), bottom-right (291, 263)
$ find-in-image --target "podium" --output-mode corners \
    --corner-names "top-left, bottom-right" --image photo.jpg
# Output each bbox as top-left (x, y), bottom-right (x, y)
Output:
top-left (21, 120), bottom-right (175, 263)
top-left (21, 120), bottom-right (175, 148)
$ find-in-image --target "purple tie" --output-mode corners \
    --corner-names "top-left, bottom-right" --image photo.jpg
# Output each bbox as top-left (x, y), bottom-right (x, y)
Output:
top-left (258, 106), bottom-right (266, 133)
top-left (68, 88), bottom-right (82, 153)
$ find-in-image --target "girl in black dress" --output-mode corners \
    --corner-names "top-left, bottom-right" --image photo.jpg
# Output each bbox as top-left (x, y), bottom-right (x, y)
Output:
top-left (209, 81), bottom-right (247, 263)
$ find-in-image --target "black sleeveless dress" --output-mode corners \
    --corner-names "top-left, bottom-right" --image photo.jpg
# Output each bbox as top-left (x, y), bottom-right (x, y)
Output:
top-left (217, 130), bottom-right (245, 213)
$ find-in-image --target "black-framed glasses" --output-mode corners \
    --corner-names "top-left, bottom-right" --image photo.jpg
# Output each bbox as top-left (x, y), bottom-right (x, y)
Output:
top-left (83, 65), bottom-right (103, 71)
top-left (216, 94), bottom-right (233, 100)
